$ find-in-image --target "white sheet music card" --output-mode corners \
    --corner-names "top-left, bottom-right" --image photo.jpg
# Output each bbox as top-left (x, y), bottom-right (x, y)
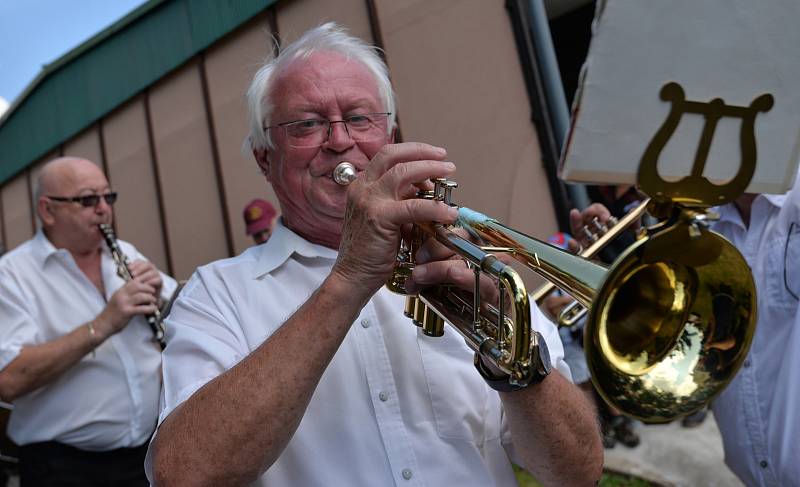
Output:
top-left (559, 0), bottom-right (800, 195)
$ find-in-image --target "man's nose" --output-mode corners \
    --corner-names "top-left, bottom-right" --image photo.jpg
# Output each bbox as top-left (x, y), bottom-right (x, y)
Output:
top-left (95, 197), bottom-right (112, 214)
top-left (324, 120), bottom-right (355, 151)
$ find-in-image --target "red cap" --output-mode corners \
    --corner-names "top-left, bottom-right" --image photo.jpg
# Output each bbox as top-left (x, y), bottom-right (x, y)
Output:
top-left (243, 199), bottom-right (277, 235)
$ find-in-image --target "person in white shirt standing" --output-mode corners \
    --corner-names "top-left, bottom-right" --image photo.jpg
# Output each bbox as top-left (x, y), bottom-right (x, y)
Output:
top-left (147, 23), bottom-right (603, 487)
top-left (709, 177), bottom-right (800, 487)
top-left (0, 157), bottom-right (176, 487)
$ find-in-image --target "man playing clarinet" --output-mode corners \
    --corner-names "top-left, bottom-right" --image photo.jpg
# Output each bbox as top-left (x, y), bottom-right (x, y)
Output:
top-left (0, 156), bottom-right (176, 487)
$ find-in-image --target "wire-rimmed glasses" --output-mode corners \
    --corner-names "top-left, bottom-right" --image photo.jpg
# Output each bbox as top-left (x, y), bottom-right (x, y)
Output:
top-left (266, 113), bottom-right (392, 148)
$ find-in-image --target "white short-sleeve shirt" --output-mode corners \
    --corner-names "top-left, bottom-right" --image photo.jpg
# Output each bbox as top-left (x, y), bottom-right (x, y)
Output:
top-left (154, 221), bottom-right (570, 486)
top-left (0, 231), bottom-right (176, 450)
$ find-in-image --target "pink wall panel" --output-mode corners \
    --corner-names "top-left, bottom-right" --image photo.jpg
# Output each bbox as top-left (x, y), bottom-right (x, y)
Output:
top-left (148, 62), bottom-right (229, 280)
top-left (103, 97), bottom-right (170, 273)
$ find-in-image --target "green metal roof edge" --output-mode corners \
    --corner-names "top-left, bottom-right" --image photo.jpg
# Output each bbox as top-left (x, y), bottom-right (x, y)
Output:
top-left (0, 0), bottom-right (277, 185)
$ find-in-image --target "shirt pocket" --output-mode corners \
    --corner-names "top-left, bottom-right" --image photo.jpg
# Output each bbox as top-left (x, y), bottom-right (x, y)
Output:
top-left (416, 331), bottom-right (501, 442)
top-left (763, 223), bottom-right (800, 313)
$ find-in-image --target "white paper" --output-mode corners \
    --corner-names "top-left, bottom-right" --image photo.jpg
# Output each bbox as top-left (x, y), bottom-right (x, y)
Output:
top-left (560, 0), bottom-right (800, 195)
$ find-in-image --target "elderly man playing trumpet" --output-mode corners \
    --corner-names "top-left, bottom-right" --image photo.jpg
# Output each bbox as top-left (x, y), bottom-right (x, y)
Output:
top-left (148, 23), bottom-right (602, 486)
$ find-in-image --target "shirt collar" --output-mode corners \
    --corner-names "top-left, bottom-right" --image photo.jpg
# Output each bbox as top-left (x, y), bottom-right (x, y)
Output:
top-left (251, 218), bottom-right (338, 278)
top-left (30, 229), bottom-right (112, 268)
top-left (716, 191), bottom-right (787, 228)
top-left (31, 230), bottom-right (64, 266)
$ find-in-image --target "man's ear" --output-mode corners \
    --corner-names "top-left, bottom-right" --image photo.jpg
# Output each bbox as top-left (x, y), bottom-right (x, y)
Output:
top-left (253, 148), bottom-right (272, 182)
top-left (37, 197), bottom-right (55, 226)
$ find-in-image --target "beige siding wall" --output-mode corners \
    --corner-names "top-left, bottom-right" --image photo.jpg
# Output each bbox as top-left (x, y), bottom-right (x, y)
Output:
top-left (147, 61), bottom-right (229, 280)
top-left (103, 97), bottom-right (170, 273)
top-left (27, 150), bottom-right (60, 231)
top-left (375, 0), bottom-right (557, 239)
top-left (277, 0), bottom-right (373, 42)
top-left (62, 126), bottom-right (103, 168)
top-left (1, 173), bottom-right (34, 250)
top-left (1, 0), bottom-right (557, 289)
top-left (203, 14), bottom-right (279, 256)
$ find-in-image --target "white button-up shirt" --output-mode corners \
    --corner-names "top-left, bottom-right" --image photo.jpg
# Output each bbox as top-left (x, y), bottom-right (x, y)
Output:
top-left (0, 231), bottom-right (176, 450)
top-left (155, 221), bottom-right (570, 486)
top-left (711, 183), bottom-right (800, 487)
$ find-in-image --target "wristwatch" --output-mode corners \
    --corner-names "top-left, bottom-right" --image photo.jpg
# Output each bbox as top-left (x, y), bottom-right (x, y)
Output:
top-left (474, 330), bottom-right (552, 392)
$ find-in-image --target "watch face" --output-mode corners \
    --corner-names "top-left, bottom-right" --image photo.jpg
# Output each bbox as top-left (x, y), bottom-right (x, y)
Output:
top-left (535, 331), bottom-right (552, 376)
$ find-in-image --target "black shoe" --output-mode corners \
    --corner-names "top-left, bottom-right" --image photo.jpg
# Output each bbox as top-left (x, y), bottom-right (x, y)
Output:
top-left (601, 417), bottom-right (617, 449)
top-left (614, 417), bottom-right (640, 448)
top-left (602, 431), bottom-right (617, 449)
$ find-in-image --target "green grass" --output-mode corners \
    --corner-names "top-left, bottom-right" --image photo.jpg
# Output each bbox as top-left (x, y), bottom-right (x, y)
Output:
top-left (514, 465), bottom-right (654, 487)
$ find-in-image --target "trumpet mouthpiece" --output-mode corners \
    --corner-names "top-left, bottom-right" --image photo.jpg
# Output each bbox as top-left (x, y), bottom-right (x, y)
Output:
top-left (333, 162), bottom-right (357, 186)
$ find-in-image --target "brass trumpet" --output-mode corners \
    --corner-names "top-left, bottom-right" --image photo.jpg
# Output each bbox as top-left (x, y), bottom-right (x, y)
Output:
top-left (387, 178), bottom-right (756, 423)
top-left (531, 199), bottom-right (651, 327)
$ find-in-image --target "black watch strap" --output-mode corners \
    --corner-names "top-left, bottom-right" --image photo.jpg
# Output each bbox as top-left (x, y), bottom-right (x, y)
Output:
top-left (474, 331), bottom-right (552, 392)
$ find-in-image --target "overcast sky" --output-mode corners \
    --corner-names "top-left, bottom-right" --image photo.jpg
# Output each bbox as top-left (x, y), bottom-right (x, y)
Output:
top-left (0, 0), bottom-right (145, 110)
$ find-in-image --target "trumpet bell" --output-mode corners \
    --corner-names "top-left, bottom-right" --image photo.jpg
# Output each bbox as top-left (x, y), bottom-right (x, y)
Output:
top-left (588, 228), bottom-right (756, 422)
top-left (388, 178), bottom-right (757, 423)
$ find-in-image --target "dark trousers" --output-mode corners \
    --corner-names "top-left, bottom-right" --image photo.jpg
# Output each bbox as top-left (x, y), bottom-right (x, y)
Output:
top-left (19, 441), bottom-right (149, 487)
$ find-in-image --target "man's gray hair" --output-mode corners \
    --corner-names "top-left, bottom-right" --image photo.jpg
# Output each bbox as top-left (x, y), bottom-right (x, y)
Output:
top-left (246, 22), bottom-right (396, 151)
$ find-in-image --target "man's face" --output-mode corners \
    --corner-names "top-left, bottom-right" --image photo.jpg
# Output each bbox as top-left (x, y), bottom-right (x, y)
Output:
top-left (43, 162), bottom-right (113, 252)
top-left (252, 228), bottom-right (271, 245)
top-left (258, 51), bottom-right (392, 247)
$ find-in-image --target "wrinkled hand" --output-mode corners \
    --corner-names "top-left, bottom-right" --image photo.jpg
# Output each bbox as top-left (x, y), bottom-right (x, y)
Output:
top-left (128, 260), bottom-right (163, 298)
top-left (404, 227), bottom-right (508, 308)
top-left (568, 203), bottom-right (612, 252)
top-left (333, 142), bottom-right (458, 295)
top-left (95, 279), bottom-right (159, 338)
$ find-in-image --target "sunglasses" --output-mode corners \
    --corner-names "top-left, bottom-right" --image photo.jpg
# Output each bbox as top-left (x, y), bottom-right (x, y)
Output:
top-left (46, 192), bottom-right (118, 207)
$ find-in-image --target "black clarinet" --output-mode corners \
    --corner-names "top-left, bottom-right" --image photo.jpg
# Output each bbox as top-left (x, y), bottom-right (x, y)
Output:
top-left (99, 224), bottom-right (166, 350)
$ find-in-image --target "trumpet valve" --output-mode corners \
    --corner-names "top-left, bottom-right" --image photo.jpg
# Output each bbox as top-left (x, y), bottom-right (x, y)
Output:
top-left (386, 261), bottom-right (415, 295)
top-left (412, 299), bottom-right (426, 327)
top-left (583, 216), bottom-right (620, 243)
top-left (404, 296), bottom-right (418, 319)
top-left (422, 305), bottom-right (445, 337)
top-left (432, 178), bottom-right (458, 205)
top-left (582, 224), bottom-right (600, 243)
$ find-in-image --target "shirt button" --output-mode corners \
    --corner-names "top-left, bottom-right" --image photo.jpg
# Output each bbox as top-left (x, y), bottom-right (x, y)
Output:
top-left (379, 391), bottom-right (388, 402)
top-left (360, 319), bottom-right (370, 328)
top-left (402, 468), bottom-right (413, 480)
top-left (760, 460), bottom-right (768, 468)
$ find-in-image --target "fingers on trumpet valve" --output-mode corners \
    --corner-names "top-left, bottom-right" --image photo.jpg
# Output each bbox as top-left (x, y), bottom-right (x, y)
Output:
top-left (580, 215), bottom-right (618, 245)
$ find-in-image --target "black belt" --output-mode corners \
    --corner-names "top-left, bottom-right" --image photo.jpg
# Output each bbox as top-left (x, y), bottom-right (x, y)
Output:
top-left (20, 440), bottom-right (148, 460)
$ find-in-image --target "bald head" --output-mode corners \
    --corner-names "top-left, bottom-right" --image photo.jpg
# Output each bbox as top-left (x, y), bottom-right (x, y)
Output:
top-left (35, 157), bottom-right (113, 253)
top-left (35, 157), bottom-right (105, 202)
top-left (36, 157), bottom-right (113, 255)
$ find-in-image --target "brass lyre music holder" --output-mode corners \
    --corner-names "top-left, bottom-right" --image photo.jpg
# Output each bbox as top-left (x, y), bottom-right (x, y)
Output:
top-left (638, 81), bottom-right (774, 207)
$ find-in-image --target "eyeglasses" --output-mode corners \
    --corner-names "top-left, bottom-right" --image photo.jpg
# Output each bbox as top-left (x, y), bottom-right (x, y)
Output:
top-left (266, 113), bottom-right (392, 148)
top-left (46, 192), bottom-right (118, 207)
